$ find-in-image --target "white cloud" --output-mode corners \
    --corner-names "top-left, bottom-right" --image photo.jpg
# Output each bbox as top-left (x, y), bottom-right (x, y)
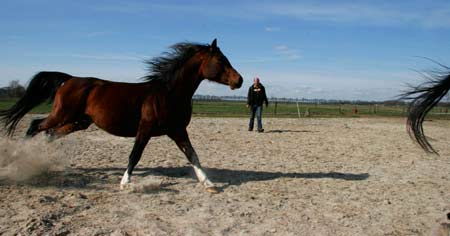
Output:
top-left (225, 68), bottom-right (418, 101)
top-left (92, 2), bottom-right (253, 19)
top-left (92, 2), bottom-right (450, 28)
top-left (274, 45), bottom-right (288, 51)
top-left (274, 45), bottom-right (301, 60)
top-left (234, 45), bottom-right (301, 64)
top-left (257, 2), bottom-right (450, 28)
top-left (265, 26), bottom-right (280, 32)
top-left (235, 57), bottom-right (282, 64)
top-left (69, 53), bottom-right (146, 61)
top-left (85, 31), bottom-right (112, 38)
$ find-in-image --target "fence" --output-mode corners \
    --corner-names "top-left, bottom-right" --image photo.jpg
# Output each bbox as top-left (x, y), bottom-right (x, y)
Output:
top-left (1, 98), bottom-right (449, 119)
top-left (192, 100), bottom-right (450, 119)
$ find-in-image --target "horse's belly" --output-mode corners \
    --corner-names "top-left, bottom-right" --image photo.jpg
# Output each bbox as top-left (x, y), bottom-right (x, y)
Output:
top-left (97, 121), bottom-right (138, 137)
top-left (85, 86), bottom-right (145, 137)
top-left (91, 114), bottom-right (138, 137)
top-left (85, 103), bottom-right (140, 137)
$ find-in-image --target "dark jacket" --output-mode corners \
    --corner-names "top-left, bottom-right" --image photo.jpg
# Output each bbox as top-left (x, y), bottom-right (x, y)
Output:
top-left (247, 84), bottom-right (268, 106)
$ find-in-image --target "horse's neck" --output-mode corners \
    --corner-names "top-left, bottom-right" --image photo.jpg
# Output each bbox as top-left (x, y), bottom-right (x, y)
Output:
top-left (171, 57), bottom-right (204, 99)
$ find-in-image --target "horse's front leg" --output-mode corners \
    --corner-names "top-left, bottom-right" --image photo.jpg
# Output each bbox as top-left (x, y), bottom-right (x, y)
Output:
top-left (120, 128), bottom-right (151, 189)
top-left (169, 130), bottom-right (219, 193)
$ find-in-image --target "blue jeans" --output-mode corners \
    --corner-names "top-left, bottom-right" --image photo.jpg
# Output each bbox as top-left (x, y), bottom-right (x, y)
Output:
top-left (249, 105), bottom-right (263, 130)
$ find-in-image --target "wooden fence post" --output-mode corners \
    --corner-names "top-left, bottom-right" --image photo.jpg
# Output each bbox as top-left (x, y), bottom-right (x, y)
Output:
top-left (274, 101), bottom-right (278, 116)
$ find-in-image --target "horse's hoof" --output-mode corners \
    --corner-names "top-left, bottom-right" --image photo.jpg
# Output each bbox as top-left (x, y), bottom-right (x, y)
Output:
top-left (206, 186), bottom-right (220, 194)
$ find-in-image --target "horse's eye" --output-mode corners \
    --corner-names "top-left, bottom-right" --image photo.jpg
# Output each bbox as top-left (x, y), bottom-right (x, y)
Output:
top-left (218, 57), bottom-right (227, 65)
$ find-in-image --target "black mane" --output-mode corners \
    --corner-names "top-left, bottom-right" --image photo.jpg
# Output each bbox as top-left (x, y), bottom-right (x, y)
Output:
top-left (143, 42), bottom-right (209, 88)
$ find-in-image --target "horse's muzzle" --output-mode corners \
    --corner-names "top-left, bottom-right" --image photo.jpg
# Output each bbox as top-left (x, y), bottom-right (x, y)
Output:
top-left (231, 76), bottom-right (243, 90)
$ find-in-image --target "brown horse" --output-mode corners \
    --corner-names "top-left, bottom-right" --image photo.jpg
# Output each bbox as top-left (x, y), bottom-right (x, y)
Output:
top-left (0, 39), bottom-right (243, 193)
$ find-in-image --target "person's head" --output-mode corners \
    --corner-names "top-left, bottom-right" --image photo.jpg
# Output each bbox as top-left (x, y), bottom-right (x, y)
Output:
top-left (253, 77), bottom-right (260, 86)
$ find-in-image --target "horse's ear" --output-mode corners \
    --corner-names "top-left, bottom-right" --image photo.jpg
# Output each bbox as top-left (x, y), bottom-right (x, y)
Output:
top-left (210, 39), bottom-right (218, 52)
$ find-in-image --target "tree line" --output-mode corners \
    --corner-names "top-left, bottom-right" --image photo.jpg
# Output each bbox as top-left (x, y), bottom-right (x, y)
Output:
top-left (0, 80), bottom-right (26, 99)
top-left (193, 94), bottom-right (406, 106)
top-left (2, 81), bottom-right (449, 107)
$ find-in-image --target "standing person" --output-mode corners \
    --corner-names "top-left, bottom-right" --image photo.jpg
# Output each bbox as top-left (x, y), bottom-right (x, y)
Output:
top-left (247, 77), bottom-right (268, 132)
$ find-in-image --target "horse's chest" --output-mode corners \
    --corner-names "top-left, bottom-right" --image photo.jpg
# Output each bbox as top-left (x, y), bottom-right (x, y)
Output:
top-left (156, 105), bottom-right (192, 130)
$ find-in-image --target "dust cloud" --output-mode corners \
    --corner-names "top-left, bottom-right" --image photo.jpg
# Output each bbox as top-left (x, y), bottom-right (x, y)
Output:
top-left (0, 137), bottom-right (65, 182)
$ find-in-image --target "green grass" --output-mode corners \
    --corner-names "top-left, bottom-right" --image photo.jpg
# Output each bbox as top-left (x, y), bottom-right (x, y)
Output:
top-left (0, 99), bottom-right (52, 114)
top-left (193, 101), bottom-right (450, 119)
top-left (192, 101), bottom-right (403, 117)
top-left (1, 99), bottom-right (449, 119)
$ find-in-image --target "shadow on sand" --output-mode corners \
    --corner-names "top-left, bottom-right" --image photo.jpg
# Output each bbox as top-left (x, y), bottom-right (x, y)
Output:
top-left (76, 166), bottom-right (369, 189)
top-left (264, 129), bottom-right (317, 133)
top-left (143, 166), bottom-right (368, 184)
top-left (1, 166), bottom-right (369, 190)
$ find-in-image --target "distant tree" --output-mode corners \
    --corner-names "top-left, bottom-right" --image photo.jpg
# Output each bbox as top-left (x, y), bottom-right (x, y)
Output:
top-left (383, 100), bottom-right (405, 106)
top-left (7, 80), bottom-right (26, 98)
top-left (444, 93), bottom-right (450, 105)
top-left (9, 80), bottom-right (20, 89)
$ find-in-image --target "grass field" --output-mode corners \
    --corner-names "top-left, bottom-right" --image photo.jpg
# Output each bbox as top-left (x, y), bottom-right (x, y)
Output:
top-left (193, 100), bottom-right (450, 119)
top-left (1, 98), bottom-right (450, 119)
top-left (0, 99), bottom-right (52, 114)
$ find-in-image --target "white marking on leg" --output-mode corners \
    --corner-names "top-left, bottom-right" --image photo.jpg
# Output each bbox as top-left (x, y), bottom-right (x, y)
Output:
top-left (184, 145), bottom-right (215, 189)
top-left (120, 170), bottom-right (131, 189)
top-left (192, 165), bottom-right (214, 188)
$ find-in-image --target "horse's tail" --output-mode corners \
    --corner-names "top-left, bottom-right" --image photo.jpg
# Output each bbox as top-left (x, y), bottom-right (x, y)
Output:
top-left (0, 71), bottom-right (73, 136)
top-left (401, 70), bottom-right (450, 155)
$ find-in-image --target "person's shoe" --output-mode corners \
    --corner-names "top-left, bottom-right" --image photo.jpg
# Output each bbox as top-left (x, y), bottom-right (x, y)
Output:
top-left (248, 127), bottom-right (253, 131)
top-left (257, 128), bottom-right (264, 133)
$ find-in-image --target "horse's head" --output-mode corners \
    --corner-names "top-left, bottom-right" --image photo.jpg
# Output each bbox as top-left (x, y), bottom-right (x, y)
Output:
top-left (200, 39), bottom-right (243, 90)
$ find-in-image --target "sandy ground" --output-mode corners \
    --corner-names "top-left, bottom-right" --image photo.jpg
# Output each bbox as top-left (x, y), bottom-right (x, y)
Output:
top-left (1, 115), bottom-right (450, 235)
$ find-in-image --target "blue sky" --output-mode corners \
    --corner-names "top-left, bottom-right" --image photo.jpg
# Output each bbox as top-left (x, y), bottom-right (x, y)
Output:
top-left (1, 0), bottom-right (450, 100)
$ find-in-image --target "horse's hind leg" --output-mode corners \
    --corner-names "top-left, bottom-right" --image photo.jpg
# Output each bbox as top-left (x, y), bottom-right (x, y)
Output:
top-left (46, 116), bottom-right (92, 141)
top-left (26, 118), bottom-right (46, 137)
top-left (26, 113), bottom-right (91, 141)
top-left (23, 113), bottom-right (65, 139)
top-left (23, 114), bottom-right (61, 138)
top-left (169, 130), bottom-right (219, 193)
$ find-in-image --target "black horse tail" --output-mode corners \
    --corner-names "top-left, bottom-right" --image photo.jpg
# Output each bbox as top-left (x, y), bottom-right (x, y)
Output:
top-left (0, 71), bottom-right (73, 136)
top-left (401, 69), bottom-right (450, 155)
